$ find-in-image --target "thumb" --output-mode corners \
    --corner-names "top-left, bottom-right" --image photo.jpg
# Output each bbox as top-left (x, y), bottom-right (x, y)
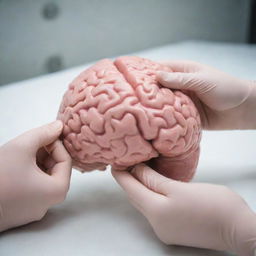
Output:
top-left (157, 71), bottom-right (199, 92)
top-left (111, 168), bottom-right (162, 215)
top-left (21, 120), bottom-right (63, 151)
top-left (131, 164), bottom-right (180, 196)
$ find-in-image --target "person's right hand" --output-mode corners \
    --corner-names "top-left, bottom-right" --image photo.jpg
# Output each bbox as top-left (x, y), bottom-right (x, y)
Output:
top-left (112, 164), bottom-right (256, 256)
top-left (157, 61), bottom-right (256, 130)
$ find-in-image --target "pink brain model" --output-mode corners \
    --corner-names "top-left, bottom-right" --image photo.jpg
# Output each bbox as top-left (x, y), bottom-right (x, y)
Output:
top-left (58, 56), bottom-right (201, 181)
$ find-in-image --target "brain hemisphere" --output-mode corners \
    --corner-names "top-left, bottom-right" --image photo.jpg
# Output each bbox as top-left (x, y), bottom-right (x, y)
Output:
top-left (58, 56), bottom-right (201, 181)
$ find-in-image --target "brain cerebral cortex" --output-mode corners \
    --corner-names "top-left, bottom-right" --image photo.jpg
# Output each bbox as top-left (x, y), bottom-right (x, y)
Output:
top-left (58, 56), bottom-right (202, 181)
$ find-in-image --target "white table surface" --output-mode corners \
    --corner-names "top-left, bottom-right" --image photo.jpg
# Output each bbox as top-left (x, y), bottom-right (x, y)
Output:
top-left (0, 41), bottom-right (255, 256)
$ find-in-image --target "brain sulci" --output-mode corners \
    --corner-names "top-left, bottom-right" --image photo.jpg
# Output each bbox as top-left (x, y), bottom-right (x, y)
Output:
top-left (57, 56), bottom-right (202, 181)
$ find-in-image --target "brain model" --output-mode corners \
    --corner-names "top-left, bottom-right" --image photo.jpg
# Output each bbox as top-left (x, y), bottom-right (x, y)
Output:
top-left (58, 56), bottom-right (201, 181)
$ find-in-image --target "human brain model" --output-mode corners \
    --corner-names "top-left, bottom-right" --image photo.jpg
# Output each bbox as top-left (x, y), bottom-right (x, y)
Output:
top-left (57, 56), bottom-right (201, 181)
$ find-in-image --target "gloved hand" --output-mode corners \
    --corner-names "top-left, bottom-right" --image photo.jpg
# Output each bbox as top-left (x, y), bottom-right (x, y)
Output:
top-left (156, 61), bottom-right (256, 130)
top-left (112, 164), bottom-right (256, 256)
top-left (0, 121), bottom-right (72, 232)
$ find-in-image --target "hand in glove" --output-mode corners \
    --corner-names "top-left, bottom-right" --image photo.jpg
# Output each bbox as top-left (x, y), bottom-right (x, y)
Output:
top-left (112, 164), bottom-right (256, 256)
top-left (0, 121), bottom-right (72, 232)
top-left (157, 61), bottom-right (256, 130)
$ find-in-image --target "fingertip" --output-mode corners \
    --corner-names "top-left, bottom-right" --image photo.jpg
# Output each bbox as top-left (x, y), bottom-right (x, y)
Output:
top-left (130, 163), bottom-right (147, 176)
top-left (156, 71), bottom-right (169, 81)
top-left (111, 169), bottom-right (131, 184)
top-left (36, 121), bottom-right (64, 149)
top-left (50, 120), bottom-right (63, 134)
top-left (156, 71), bottom-right (182, 90)
top-left (44, 121), bottom-right (63, 142)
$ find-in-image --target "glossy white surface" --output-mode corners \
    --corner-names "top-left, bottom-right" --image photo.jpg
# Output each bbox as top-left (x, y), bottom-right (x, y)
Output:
top-left (0, 41), bottom-right (255, 256)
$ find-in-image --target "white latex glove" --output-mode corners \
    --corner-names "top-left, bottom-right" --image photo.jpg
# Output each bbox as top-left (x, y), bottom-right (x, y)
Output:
top-left (112, 164), bottom-right (256, 256)
top-left (156, 61), bottom-right (256, 130)
top-left (0, 121), bottom-right (72, 232)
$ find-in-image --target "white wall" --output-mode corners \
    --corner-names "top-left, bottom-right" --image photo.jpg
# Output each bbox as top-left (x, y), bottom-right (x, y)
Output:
top-left (0, 0), bottom-right (252, 85)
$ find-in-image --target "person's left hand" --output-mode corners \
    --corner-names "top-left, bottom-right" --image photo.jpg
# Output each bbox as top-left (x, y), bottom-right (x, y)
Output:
top-left (112, 164), bottom-right (256, 256)
top-left (0, 121), bottom-right (72, 232)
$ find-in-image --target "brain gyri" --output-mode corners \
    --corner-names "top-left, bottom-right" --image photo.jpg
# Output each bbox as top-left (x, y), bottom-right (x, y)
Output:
top-left (57, 56), bottom-right (202, 181)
